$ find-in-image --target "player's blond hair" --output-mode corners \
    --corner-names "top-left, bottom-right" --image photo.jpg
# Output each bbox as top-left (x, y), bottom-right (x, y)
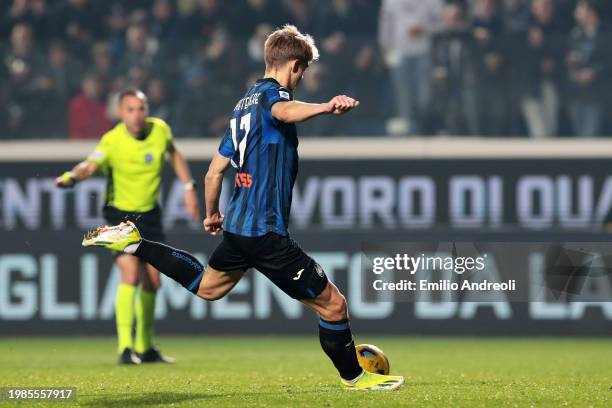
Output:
top-left (264, 25), bottom-right (319, 69)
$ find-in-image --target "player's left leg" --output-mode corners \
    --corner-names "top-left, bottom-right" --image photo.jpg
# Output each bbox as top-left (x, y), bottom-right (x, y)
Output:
top-left (249, 233), bottom-right (404, 390)
top-left (300, 281), bottom-right (363, 380)
top-left (134, 262), bottom-right (175, 363)
top-left (301, 282), bottom-right (404, 391)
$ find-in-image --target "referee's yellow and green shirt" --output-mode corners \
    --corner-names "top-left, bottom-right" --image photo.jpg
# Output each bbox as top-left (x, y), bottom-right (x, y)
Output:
top-left (87, 117), bottom-right (173, 213)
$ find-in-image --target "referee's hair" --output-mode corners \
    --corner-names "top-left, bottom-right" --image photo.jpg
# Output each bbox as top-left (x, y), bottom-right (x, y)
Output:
top-left (119, 88), bottom-right (148, 105)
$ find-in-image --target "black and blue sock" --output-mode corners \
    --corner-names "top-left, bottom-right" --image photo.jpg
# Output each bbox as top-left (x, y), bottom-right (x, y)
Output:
top-left (318, 318), bottom-right (363, 381)
top-left (134, 239), bottom-right (204, 294)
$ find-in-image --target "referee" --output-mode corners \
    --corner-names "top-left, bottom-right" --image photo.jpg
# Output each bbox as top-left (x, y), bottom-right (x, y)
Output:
top-left (55, 89), bottom-right (200, 364)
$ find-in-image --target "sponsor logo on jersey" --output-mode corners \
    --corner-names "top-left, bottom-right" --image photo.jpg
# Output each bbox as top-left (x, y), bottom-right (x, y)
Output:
top-left (235, 172), bottom-right (253, 188)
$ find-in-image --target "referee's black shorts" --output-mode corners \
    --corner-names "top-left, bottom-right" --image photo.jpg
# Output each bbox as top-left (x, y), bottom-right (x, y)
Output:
top-left (103, 205), bottom-right (165, 243)
top-left (208, 231), bottom-right (329, 300)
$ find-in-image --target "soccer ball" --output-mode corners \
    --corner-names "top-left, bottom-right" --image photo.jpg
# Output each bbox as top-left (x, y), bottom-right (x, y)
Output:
top-left (355, 344), bottom-right (390, 375)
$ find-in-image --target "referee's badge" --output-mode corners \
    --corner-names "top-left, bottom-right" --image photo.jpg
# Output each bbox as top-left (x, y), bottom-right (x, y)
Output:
top-left (144, 153), bottom-right (153, 164)
top-left (89, 150), bottom-right (104, 161)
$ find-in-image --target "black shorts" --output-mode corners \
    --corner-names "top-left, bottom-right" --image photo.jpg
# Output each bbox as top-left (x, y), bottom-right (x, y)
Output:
top-left (103, 205), bottom-right (165, 243)
top-left (208, 231), bottom-right (328, 300)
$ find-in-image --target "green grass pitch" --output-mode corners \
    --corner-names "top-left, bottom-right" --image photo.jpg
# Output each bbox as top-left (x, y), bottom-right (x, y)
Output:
top-left (0, 336), bottom-right (610, 407)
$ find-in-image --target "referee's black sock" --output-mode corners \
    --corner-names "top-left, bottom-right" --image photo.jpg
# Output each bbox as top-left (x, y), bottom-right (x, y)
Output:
top-left (319, 318), bottom-right (363, 381)
top-left (133, 239), bottom-right (204, 294)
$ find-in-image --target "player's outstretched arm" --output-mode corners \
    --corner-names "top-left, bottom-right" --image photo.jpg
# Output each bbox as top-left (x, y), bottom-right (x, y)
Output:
top-left (54, 160), bottom-right (98, 188)
top-left (203, 152), bottom-right (231, 235)
top-left (271, 95), bottom-right (360, 123)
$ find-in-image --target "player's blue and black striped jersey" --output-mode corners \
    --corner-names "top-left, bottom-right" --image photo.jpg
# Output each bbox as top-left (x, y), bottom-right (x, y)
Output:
top-left (218, 78), bottom-right (298, 237)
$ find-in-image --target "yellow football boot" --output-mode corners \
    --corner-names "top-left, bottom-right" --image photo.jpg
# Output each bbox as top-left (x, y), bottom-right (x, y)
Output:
top-left (341, 371), bottom-right (404, 391)
top-left (82, 221), bottom-right (142, 252)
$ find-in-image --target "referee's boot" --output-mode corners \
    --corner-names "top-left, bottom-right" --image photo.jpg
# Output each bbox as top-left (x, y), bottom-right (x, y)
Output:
top-left (118, 348), bottom-right (142, 365)
top-left (136, 346), bottom-right (176, 364)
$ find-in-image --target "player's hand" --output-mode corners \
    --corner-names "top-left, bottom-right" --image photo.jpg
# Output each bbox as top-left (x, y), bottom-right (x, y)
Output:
top-left (54, 172), bottom-right (76, 189)
top-left (184, 190), bottom-right (200, 221)
top-left (325, 95), bottom-right (360, 115)
top-left (203, 213), bottom-right (224, 236)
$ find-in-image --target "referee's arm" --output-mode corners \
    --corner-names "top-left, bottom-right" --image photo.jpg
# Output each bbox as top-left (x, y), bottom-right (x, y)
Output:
top-left (54, 160), bottom-right (98, 188)
top-left (166, 142), bottom-right (200, 220)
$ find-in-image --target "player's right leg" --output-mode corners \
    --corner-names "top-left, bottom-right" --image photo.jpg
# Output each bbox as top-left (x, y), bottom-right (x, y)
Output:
top-left (83, 222), bottom-right (244, 301)
top-left (194, 267), bottom-right (244, 300)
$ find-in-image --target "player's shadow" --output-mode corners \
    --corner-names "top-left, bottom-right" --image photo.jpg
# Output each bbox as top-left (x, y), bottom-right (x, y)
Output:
top-left (85, 389), bottom-right (332, 406)
top-left (83, 391), bottom-right (223, 406)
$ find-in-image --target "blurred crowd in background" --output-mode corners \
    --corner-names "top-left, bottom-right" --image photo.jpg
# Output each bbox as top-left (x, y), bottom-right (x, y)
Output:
top-left (1, 0), bottom-right (611, 139)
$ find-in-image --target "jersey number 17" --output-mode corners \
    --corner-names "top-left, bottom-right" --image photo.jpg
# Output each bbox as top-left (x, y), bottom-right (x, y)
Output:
top-left (229, 113), bottom-right (251, 168)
